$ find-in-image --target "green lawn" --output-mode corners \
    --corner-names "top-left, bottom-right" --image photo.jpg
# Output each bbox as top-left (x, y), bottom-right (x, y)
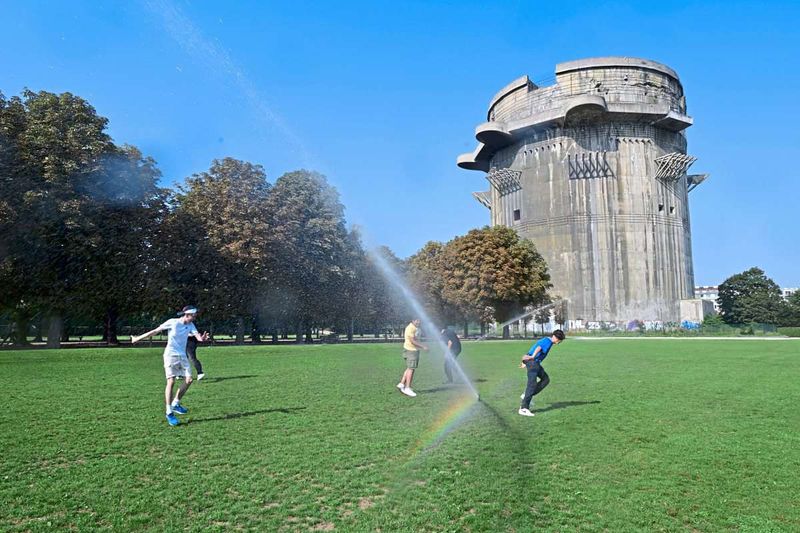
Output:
top-left (1, 340), bottom-right (798, 532)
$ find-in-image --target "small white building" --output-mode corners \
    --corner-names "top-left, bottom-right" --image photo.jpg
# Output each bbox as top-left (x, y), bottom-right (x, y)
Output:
top-left (694, 286), bottom-right (720, 313)
top-left (782, 287), bottom-right (798, 299)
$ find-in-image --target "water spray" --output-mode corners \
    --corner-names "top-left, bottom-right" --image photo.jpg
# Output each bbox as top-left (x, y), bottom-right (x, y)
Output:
top-left (367, 249), bottom-right (480, 400)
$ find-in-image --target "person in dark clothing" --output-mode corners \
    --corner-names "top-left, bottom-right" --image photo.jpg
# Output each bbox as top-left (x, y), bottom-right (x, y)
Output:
top-left (441, 327), bottom-right (462, 383)
top-left (186, 334), bottom-right (205, 380)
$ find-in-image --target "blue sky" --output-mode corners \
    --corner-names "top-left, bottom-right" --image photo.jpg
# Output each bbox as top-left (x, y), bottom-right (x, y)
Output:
top-left (1, 0), bottom-right (798, 286)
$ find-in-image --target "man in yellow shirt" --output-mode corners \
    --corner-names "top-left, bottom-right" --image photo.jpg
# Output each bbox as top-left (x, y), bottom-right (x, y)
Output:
top-left (396, 318), bottom-right (428, 397)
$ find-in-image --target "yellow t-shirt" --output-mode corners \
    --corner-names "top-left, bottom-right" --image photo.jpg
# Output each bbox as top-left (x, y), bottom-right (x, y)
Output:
top-left (403, 322), bottom-right (419, 351)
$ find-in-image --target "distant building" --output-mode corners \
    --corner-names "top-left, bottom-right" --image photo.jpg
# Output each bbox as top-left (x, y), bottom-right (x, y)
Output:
top-left (459, 57), bottom-right (707, 323)
top-left (694, 285), bottom-right (720, 312)
top-left (782, 287), bottom-right (798, 299)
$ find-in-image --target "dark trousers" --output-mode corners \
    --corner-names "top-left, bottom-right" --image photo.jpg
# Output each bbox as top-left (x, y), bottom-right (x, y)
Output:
top-left (186, 340), bottom-right (203, 374)
top-left (521, 361), bottom-right (549, 409)
top-left (444, 350), bottom-right (462, 382)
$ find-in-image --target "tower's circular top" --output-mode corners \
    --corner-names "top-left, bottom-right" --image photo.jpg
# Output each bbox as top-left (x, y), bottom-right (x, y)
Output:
top-left (555, 56), bottom-right (680, 81)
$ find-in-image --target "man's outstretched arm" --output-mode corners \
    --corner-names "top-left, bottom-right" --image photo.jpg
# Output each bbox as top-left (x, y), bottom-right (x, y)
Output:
top-left (132, 326), bottom-right (164, 344)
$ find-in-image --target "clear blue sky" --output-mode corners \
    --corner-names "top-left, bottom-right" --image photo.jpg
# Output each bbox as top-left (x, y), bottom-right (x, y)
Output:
top-left (1, 0), bottom-right (798, 286)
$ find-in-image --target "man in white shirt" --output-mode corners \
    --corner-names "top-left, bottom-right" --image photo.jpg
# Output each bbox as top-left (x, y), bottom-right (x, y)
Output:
top-left (132, 306), bottom-right (209, 426)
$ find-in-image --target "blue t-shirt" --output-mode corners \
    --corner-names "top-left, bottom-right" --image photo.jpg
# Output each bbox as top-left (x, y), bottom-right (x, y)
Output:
top-left (527, 337), bottom-right (554, 363)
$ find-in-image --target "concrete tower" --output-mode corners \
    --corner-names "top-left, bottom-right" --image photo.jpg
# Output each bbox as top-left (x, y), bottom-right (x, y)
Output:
top-left (458, 57), bottom-right (707, 324)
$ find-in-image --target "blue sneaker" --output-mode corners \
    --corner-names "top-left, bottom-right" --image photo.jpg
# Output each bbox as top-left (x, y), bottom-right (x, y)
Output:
top-left (172, 404), bottom-right (188, 415)
top-left (166, 413), bottom-right (180, 426)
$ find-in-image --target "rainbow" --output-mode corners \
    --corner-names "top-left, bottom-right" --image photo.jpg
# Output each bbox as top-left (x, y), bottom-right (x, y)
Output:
top-left (407, 392), bottom-right (479, 459)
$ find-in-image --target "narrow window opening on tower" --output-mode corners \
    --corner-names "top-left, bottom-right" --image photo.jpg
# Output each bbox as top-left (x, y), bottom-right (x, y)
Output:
top-left (658, 203), bottom-right (664, 212)
top-left (513, 209), bottom-right (521, 221)
top-left (669, 206), bottom-right (675, 214)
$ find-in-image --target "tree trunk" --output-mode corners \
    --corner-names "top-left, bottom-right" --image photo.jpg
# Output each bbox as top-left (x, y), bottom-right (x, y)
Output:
top-left (480, 322), bottom-right (486, 336)
top-left (295, 321), bottom-right (303, 343)
top-left (235, 316), bottom-right (245, 345)
top-left (271, 327), bottom-right (278, 343)
top-left (347, 318), bottom-right (354, 341)
top-left (13, 314), bottom-right (30, 346)
top-left (305, 325), bottom-right (313, 344)
top-left (33, 316), bottom-right (43, 343)
top-left (251, 314), bottom-right (262, 344)
top-left (463, 320), bottom-right (469, 339)
top-left (105, 308), bottom-right (119, 345)
top-left (502, 324), bottom-right (510, 339)
top-left (47, 313), bottom-right (63, 349)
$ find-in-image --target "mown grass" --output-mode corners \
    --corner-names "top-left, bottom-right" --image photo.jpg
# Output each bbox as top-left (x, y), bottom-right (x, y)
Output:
top-left (1, 339), bottom-right (798, 531)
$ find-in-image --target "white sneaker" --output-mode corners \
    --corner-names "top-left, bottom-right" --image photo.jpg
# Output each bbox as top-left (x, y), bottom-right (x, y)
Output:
top-left (197, 373), bottom-right (205, 381)
top-left (396, 382), bottom-right (405, 390)
top-left (401, 387), bottom-right (417, 397)
top-left (518, 408), bottom-right (535, 417)
top-left (520, 393), bottom-right (524, 399)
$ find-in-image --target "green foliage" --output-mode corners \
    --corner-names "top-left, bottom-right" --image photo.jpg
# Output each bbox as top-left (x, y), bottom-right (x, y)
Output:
top-left (440, 226), bottom-right (551, 325)
top-left (717, 267), bottom-right (784, 325)
top-left (2, 340), bottom-right (799, 530)
top-left (778, 291), bottom-right (800, 327)
top-left (778, 327), bottom-right (800, 337)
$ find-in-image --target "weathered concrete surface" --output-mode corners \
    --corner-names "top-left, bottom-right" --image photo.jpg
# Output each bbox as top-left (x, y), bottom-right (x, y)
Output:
top-left (458, 57), bottom-right (705, 323)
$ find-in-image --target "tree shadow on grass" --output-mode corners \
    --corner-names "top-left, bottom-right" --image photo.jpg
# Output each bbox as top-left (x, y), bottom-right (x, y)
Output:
top-left (188, 407), bottom-right (306, 424)
top-left (534, 400), bottom-right (601, 413)
top-left (201, 375), bottom-right (257, 383)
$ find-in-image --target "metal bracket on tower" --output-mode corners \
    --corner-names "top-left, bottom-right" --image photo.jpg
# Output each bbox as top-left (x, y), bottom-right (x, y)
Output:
top-left (687, 173), bottom-right (709, 192)
top-left (472, 191), bottom-right (492, 209)
top-left (486, 168), bottom-right (522, 196)
top-left (654, 152), bottom-right (697, 181)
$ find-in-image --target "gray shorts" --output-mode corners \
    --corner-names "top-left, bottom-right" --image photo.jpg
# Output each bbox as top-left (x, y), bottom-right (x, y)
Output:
top-left (164, 356), bottom-right (192, 379)
top-left (403, 349), bottom-right (420, 369)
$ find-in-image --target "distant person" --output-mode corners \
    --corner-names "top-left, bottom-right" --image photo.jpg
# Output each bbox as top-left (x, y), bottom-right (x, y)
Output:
top-left (186, 333), bottom-right (205, 380)
top-left (132, 306), bottom-right (209, 426)
top-left (518, 329), bottom-right (566, 417)
top-left (396, 318), bottom-right (428, 397)
top-left (441, 327), bottom-right (462, 383)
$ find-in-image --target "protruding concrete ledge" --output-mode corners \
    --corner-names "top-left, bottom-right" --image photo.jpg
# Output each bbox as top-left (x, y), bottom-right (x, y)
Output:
top-left (457, 150), bottom-right (490, 171)
top-left (475, 121), bottom-right (512, 147)
top-left (652, 110), bottom-right (693, 131)
top-left (555, 56), bottom-right (680, 81)
top-left (563, 95), bottom-right (608, 117)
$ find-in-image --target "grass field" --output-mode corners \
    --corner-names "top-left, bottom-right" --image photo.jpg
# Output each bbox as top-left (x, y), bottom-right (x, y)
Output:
top-left (2, 339), bottom-right (799, 532)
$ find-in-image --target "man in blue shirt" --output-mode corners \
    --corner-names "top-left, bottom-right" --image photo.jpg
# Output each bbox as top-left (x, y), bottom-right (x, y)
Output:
top-left (519, 329), bottom-right (565, 417)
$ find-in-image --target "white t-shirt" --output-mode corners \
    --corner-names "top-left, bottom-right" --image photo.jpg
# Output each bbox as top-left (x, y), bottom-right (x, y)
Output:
top-left (159, 318), bottom-right (198, 358)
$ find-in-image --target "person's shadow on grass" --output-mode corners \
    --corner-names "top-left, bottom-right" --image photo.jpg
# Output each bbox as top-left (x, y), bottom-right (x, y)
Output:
top-left (534, 400), bottom-right (600, 413)
top-left (201, 375), bottom-right (257, 383)
top-left (188, 407), bottom-right (306, 424)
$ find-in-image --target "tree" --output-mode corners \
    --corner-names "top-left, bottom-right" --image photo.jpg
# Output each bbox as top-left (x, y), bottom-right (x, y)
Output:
top-left (0, 90), bottom-right (116, 346)
top-left (778, 291), bottom-right (800, 327)
top-left (717, 267), bottom-right (784, 325)
top-left (534, 303), bottom-right (552, 335)
top-left (264, 170), bottom-right (352, 342)
top-left (553, 299), bottom-right (567, 329)
top-left (441, 226), bottom-right (551, 338)
top-left (406, 241), bottom-right (454, 328)
top-left (164, 158), bottom-right (272, 343)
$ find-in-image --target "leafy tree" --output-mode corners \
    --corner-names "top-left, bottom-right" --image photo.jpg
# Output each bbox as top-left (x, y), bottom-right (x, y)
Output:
top-left (441, 226), bottom-right (551, 338)
top-left (406, 241), bottom-right (454, 328)
top-left (264, 170), bottom-right (352, 342)
top-left (778, 291), bottom-right (800, 327)
top-left (717, 267), bottom-right (784, 325)
top-left (163, 158), bottom-right (272, 343)
top-left (75, 146), bottom-right (166, 343)
top-left (534, 303), bottom-right (552, 335)
top-left (0, 90), bottom-right (115, 346)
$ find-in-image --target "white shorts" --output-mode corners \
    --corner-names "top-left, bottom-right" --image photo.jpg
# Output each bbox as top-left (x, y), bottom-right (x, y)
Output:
top-left (164, 355), bottom-right (192, 379)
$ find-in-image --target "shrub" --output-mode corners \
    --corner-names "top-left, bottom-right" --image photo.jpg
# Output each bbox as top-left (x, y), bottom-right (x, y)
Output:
top-left (777, 327), bottom-right (800, 337)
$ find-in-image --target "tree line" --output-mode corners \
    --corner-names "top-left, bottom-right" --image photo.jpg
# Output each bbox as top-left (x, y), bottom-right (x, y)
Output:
top-left (716, 267), bottom-right (800, 327)
top-left (0, 89), bottom-right (552, 347)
